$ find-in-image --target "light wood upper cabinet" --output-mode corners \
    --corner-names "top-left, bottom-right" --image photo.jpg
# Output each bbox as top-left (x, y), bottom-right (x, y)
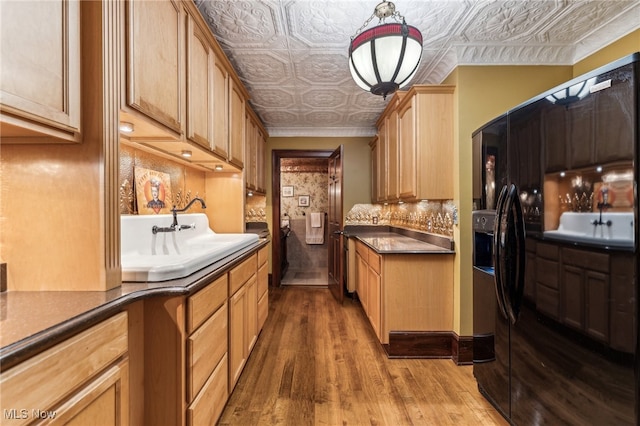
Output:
top-left (397, 85), bottom-right (454, 201)
top-left (212, 57), bottom-right (230, 159)
top-left (0, 0), bottom-right (80, 143)
top-left (186, 12), bottom-right (214, 150)
top-left (245, 105), bottom-right (268, 194)
top-left (229, 79), bottom-right (245, 168)
top-left (373, 92), bottom-right (403, 203)
top-left (369, 137), bottom-right (380, 203)
top-left (126, 0), bottom-right (184, 135)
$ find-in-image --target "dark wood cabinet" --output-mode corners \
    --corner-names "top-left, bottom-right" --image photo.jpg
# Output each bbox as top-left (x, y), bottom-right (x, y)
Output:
top-left (542, 104), bottom-right (567, 173)
top-left (594, 64), bottom-right (635, 164)
top-left (560, 247), bottom-right (610, 343)
top-left (543, 62), bottom-right (636, 172)
top-left (533, 241), bottom-right (637, 351)
top-left (535, 243), bottom-right (560, 320)
top-left (510, 102), bottom-right (542, 192)
top-left (566, 96), bottom-right (595, 168)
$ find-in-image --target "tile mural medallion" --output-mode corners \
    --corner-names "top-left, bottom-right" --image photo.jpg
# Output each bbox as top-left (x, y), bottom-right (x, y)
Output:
top-left (135, 167), bottom-right (173, 215)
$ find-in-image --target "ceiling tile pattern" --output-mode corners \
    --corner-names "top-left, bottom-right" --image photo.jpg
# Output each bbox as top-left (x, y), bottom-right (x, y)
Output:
top-left (195, 0), bottom-right (640, 137)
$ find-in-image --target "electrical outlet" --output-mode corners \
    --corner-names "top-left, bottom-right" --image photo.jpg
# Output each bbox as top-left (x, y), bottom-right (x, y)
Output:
top-left (372, 216), bottom-right (378, 224)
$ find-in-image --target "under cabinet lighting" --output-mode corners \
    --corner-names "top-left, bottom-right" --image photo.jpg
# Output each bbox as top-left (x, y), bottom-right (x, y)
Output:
top-left (214, 165), bottom-right (224, 171)
top-left (119, 122), bottom-right (134, 133)
top-left (181, 150), bottom-right (192, 158)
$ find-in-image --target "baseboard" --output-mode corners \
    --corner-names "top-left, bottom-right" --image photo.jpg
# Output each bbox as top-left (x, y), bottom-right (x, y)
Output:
top-left (384, 331), bottom-right (473, 365)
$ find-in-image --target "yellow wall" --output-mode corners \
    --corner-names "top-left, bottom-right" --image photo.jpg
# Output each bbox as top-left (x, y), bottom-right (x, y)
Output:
top-left (573, 29), bottom-right (640, 76)
top-left (446, 65), bottom-right (573, 335)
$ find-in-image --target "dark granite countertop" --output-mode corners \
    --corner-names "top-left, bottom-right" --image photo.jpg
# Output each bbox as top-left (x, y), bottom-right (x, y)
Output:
top-left (355, 232), bottom-right (455, 254)
top-left (0, 239), bottom-right (269, 371)
top-left (344, 225), bottom-right (455, 255)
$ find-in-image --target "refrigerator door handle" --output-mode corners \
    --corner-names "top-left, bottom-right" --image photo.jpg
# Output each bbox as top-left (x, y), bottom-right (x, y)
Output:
top-left (493, 185), bottom-right (509, 320)
top-left (504, 184), bottom-right (526, 324)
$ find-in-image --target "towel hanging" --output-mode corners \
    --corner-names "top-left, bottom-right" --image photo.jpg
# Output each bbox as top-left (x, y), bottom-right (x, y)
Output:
top-left (305, 212), bottom-right (324, 244)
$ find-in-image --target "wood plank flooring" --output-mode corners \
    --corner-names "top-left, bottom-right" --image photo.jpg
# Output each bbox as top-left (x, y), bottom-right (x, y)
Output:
top-left (219, 286), bottom-right (508, 425)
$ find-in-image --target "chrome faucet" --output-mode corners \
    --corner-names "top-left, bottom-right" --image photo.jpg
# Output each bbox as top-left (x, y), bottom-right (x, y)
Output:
top-left (592, 188), bottom-right (612, 227)
top-left (152, 197), bottom-right (207, 234)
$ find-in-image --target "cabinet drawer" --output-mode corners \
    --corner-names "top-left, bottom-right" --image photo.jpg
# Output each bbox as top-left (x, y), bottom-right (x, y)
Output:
top-left (230, 253), bottom-right (257, 295)
top-left (355, 240), bottom-right (368, 257)
top-left (537, 243), bottom-right (559, 260)
top-left (258, 262), bottom-right (268, 298)
top-left (368, 250), bottom-right (381, 274)
top-left (187, 302), bottom-right (228, 403)
top-left (0, 312), bottom-right (128, 422)
top-left (536, 257), bottom-right (559, 289)
top-left (187, 275), bottom-right (228, 333)
top-left (258, 245), bottom-right (269, 266)
top-left (187, 354), bottom-right (229, 426)
top-left (562, 248), bottom-right (609, 273)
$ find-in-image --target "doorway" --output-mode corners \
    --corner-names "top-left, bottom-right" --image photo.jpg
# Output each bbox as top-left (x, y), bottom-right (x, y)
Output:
top-left (271, 148), bottom-right (344, 303)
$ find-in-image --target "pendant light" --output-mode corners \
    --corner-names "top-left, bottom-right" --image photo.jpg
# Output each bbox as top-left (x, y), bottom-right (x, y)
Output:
top-left (348, 1), bottom-right (423, 99)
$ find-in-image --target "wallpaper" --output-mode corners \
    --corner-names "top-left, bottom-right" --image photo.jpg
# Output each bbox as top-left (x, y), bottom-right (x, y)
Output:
top-left (280, 170), bottom-right (328, 220)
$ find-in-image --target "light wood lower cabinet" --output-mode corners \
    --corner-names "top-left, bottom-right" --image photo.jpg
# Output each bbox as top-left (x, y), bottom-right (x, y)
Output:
top-left (0, 0), bottom-right (81, 143)
top-left (0, 312), bottom-right (129, 426)
top-left (229, 253), bottom-right (258, 390)
top-left (257, 245), bottom-right (269, 331)
top-left (354, 239), bottom-right (454, 345)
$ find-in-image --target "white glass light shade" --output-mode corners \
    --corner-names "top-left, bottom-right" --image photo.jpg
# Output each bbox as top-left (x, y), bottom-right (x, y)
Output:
top-left (349, 23), bottom-right (423, 98)
top-left (545, 77), bottom-right (597, 105)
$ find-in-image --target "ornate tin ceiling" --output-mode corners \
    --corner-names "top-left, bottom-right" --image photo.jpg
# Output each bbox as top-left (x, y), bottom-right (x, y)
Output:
top-left (195, 0), bottom-right (640, 137)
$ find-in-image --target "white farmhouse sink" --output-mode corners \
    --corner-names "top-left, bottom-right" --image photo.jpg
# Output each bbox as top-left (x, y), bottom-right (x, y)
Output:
top-left (543, 212), bottom-right (635, 249)
top-left (121, 213), bottom-right (258, 282)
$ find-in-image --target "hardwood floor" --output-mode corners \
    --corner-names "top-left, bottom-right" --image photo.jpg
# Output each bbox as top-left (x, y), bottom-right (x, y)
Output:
top-left (219, 286), bottom-right (507, 425)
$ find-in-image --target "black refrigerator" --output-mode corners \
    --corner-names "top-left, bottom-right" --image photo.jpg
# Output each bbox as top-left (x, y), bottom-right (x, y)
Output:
top-left (473, 53), bottom-right (639, 425)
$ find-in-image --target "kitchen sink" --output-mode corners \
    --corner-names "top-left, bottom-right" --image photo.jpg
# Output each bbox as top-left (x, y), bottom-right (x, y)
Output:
top-left (543, 212), bottom-right (634, 249)
top-left (121, 213), bottom-right (258, 282)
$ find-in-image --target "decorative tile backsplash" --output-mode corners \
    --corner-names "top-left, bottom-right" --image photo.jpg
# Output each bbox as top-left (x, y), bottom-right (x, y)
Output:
top-left (246, 194), bottom-right (267, 223)
top-left (345, 200), bottom-right (457, 238)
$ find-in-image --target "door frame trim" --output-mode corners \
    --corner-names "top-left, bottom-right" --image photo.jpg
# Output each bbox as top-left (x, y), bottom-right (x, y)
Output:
top-left (271, 149), bottom-right (333, 287)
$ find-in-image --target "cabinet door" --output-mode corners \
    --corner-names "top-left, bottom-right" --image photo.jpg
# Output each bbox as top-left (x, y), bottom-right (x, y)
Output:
top-left (585, 271), bottom-right (609, 343)
top-left (256, 128), bottom-right (266, 193)
top-left (561, 265), bottom-right (584, 330)
top-left (212, 57), bottom-right (229, 158)
top-left (370, 138), bottom-right (379, 203)
top-left (246, 276), bottom-right (258, 354)
top-left (386, 109), bottom-right (400, 201)
top-left (245, 111), bottom-right (257, 189)
top-left (566, 96), bottom-right (595, 168)
top-left (376, 121), bottom-right (387, 201)
top-left (542, 104), bottom-right (567, 172)
top-left (594, 64), bottom-right (635, 164)
top-left (229, 78), bottom-right (245, 168)
top-left (356, 252), bottom-right (368, 313)
top-left (53, 360), bottom-right (129, 426)
top-left (398, 97), bottom-right (416, 199)
top-left (186, 12), bottom-right (213, 149)
top-left (367, 266), bottom-right (381, 340)
top-left (229, 285), bottom-right (247, 389)
top-left (127, 0), bottom-right (183, 134)
top-left (0, 0), bottom-right (80, 142)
